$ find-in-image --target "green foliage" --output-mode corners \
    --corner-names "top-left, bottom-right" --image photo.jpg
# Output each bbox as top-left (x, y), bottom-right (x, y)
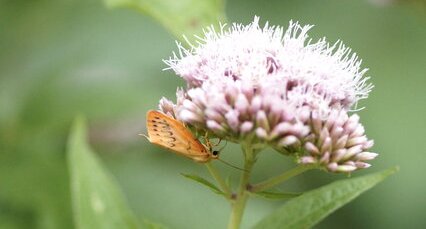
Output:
top-left (181, 173), bottom-right (225, 196)
top-left (67, 116), bottom-right (141, 229)
top-left (252, 191), bottom-right (301, 200)
top-left (104, 0), bottom-right (227, 41)
top-left (253, 167), bottom-right (398, 229)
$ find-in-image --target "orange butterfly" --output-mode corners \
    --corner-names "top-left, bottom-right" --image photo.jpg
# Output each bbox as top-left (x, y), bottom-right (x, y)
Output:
top-left (143, 110), bottom-right (219, 163)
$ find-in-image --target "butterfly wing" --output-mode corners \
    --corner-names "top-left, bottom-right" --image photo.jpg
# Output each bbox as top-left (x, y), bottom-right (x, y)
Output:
top-left (146, 110), bottom-right (211, 163)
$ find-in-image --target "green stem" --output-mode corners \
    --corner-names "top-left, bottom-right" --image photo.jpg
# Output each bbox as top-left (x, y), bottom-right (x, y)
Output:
top-left (228, 144), bottom-right (256, 229)
top-left (205, 162), bottom-right (232, 198)
top-left (250, 164), bottom-right (315, 193)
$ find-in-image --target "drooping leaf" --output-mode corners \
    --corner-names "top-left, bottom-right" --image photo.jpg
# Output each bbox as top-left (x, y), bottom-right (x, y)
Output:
top-left (252, 191), bottom-right (301, 200)
top-left (67, 116), bottom-right (141, 229)
top-left (104, 0), bottom-right (227, 42)
top-left (254, 167), bottom-right (398, 229)
top-left (181, 173), bottom-right (224, 195)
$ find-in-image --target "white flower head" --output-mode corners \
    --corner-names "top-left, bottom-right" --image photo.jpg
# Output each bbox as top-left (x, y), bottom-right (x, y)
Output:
top-left (165, 16), bottom-right (373, 115)
top-left (160, 16), bottom-right (377, 172)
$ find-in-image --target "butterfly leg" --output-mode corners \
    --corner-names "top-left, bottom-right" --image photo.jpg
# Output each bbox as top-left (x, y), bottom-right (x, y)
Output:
top-left (211, 138), bottom-right (222, 147)
top-left (139, 133), bottom-right (150, 141)
top-left (202, 132), bottom-right (214, 151)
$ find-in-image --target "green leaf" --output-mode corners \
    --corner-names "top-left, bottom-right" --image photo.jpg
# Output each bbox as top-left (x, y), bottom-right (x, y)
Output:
top-left (252, 191), bottom-right (302, 200)
top-left (181, 173), bottom-right (224, 195)
top-left (104, 0), bottom-right (226, 41)
top-left (67, 116), bottom-right (141, 229)
top-left (254, 167), bottom-right (399, 229)
top-left (143, 219), bottom-right (169, 229)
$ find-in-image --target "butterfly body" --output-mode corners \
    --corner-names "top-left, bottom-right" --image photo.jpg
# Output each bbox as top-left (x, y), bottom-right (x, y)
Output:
top-left (145, 110), bottom-right (218, 163)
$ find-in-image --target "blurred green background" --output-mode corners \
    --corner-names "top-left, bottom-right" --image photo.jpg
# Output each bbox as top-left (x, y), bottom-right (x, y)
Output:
top-left (1, 0), bottom-right (425, 228)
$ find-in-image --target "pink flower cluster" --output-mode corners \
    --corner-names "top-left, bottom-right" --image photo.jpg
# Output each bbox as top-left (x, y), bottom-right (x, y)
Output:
top-left (159, 17), bottom-right (377, 172)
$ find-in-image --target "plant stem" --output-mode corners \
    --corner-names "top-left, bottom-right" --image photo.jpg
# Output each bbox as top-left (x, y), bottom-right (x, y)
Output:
top-left (250, 164), bottom-right (315, 193)
top-left (205, 162), bottom-right (232, 198)
top-left (228, 144), bottom-right (256, 229)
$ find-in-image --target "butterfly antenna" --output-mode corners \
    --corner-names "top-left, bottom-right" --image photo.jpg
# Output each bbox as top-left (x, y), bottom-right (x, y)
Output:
top-left (218, 158), bottom-right (247, 172)
top-left (218, 140), bottom-right (227, 151)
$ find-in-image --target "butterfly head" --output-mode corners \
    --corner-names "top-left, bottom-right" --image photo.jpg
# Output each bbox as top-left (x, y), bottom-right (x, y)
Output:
top-left (211, 150), bottom-right (220, 159)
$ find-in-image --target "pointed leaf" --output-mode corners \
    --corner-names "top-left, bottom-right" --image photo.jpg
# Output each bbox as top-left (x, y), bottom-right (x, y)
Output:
top-left (104, 0), bottom-right (226, 41)
top-left (67, 116), bottom-right (141, 229)
top-left (254, 167), bottom-right (398, 229)
top-left (181, 173), bottom-right (224, 195)
top-left (253, 191), bottom-right (302, 200)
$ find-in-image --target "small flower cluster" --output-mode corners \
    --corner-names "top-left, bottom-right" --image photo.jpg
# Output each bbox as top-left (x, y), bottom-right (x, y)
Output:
top-left (301, 110), bottom-right (377, 172)
top-left (159, 17), bottom-right (377, 172)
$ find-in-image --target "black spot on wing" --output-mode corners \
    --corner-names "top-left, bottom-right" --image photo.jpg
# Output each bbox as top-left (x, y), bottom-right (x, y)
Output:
top-left (186, 141), bottom-right (192, 150)
top-left (168, 143), bottom-right (176, 147)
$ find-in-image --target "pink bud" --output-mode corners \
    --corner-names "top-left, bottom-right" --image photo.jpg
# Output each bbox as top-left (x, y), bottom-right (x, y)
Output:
top-left (334, 135), bottom-right (349, 149)
top-left (240, 121), bottom-right (254, 134)
top-left (346, 136), bottom-right (368, 147)
top-left (331, 149), bottom-right (347, 162)
top-left (300, 156), bottom-right (316, 164)
top-left (270, 122), bottom-right (292, 139)
top-left (355, 152), bottom-right (378, 161)
top-left (183, 99), bottom-right (201, 114)
top-left (363, 140), bottom-right (374, 149)
top-left (278, 135), bottom-right (300, 147)
top-left (330, 126), bottom-right (344, 140)
top-left (355, 162), bottom-right (371, 169)
top-left (207, 120), bottom-right (226, 134)
top-left (305, 142), bottom-right (320, 154)
top-left (317, 128), bottom-right (330, 148)
top-left (336, 165), bottom-right (357, 172)
top-left (327, 162), bottom-right (339, 172)
top-left (250, 96), bottom-right (262, 113)
top-left (205, 108), bottom-right (224, 123)
top-left (225, 110), bottom-right (240, 132)
top-left (319, 152), bottom-right (330, 164)
top-left (342, 145), bottom-right (363, 160)
top-left (256, 110), bottom-right (270, 131)
top-left (235, 94), bottom-right (250, 115)
top-left (179, 110), bottom-right (203, 123)
top-left (311, 112), bottom-right (322, 134)
top-left (187, 88), bottom-right (207, 106)
top-left (350, 125), bottom-right (365, 137)
top-left (256, 127), bottom-right (268, 139)
top-left (320, 137), bottom-right (332, 153)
